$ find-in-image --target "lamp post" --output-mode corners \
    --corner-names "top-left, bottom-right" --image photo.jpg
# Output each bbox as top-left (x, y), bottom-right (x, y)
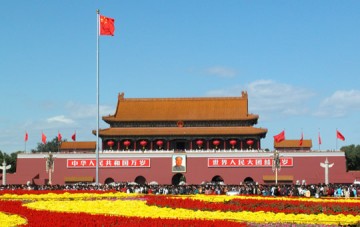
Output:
top-left (272, 150), bottom-right (281, 185)
top-left (45, 152), bottom-right (55, 185)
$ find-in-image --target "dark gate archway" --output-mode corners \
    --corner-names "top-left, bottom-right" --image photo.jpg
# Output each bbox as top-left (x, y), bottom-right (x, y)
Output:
top-left (172, 173), bottom-right (185, 185)
top-left (243, 177), bottom-right (254, 183)
top-left (134, 176), bottom-right (146, 185)
top-left (104, 177), bottom-right (115, 185)
top-left (211, 175), bottom-right (224, 184)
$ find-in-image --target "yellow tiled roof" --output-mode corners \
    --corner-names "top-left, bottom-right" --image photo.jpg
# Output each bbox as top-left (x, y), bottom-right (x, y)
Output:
top-left (60, 141), bottom-right (96, 150)
top-left (274, 139), bottom-right (312, 148)
top-left (103, 92), bottom-right (259, 122)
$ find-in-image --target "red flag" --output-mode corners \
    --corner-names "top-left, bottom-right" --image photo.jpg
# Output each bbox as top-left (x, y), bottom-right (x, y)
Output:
top-left (336, 130), bottom-right (345, 141)
top-left (100, 15), bottom-right (115, 36)
top-left (58, 132), bottom-right (62, 142)
top-left (299, 133), bottom-right (303, 146)
top-left (318, 133), bottom-right (322, 145)
top-left (274, 130), bottom-right (285, 143)
top-left (71, 132), bottom-right (76, 141)
top-left (24, 132), bottom-right (28, 142)
top-left (41, 133), bottom-right (47, 144)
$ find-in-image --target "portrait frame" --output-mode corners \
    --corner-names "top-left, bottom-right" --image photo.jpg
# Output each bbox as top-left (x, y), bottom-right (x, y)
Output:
top-left (172, 154), bottom-right (187, 173)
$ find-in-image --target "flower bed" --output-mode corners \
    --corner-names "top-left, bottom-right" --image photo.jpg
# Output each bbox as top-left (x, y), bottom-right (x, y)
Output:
top-left (0, 191), bottom-right (359, 226)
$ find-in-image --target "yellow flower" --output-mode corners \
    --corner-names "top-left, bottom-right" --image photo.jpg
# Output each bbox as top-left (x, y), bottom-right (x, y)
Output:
top-left (0, 212), bottom-right (27, 226)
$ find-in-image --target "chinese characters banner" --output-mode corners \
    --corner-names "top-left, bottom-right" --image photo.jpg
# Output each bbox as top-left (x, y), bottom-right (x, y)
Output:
top-left (67, 159), bottom-right (150, 168)
top-left (208, 157), bottom-right (293, 167)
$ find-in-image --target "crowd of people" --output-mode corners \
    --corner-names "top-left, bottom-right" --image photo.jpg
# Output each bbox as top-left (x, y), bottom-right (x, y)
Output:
top-left (0, 182), bottom-right (358, 198)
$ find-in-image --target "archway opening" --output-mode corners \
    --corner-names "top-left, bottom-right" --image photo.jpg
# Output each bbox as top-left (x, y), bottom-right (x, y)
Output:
top-left (172, 173), bottom-right (185, 185)
top-left (104, 177), bottom-right (115, 185)
top-left (243, 177), bottom-right (254, 184)
top-left (211, 175), bottom-right (225, 185)
top-left (134, 176), bottom-right (146, 185)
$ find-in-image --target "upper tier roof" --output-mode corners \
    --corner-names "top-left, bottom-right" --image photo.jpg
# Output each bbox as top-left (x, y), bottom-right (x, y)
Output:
top-left (103, 91), bottom-right (259, 122)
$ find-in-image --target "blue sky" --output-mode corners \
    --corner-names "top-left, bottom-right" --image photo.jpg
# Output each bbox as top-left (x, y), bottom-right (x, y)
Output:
top-left (1, 1), bottom-right (359, 153)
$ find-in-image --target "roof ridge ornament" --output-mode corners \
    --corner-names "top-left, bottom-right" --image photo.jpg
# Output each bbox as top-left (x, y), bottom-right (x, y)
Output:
top-left (241, 90), bottom-right (248, 98)
top-left (118, 92), bottom-right (125, 100)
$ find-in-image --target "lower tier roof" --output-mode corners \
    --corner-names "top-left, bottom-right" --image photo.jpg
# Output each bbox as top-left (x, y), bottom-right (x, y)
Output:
top-left (97, 126), bottom-right (268, 137)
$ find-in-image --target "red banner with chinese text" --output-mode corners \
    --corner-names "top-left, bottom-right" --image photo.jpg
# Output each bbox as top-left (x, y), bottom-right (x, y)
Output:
top-left (67, 159), bottom-right (150, 168)
top-left (208, 157), bottom-right (293, 167)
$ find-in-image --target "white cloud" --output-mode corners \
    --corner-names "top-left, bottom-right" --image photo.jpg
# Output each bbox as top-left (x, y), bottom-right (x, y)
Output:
top-left (315, 90), bottom-right (360, 117)
top-left (247, 80), bottom-right (314, 114)
top-left (206, 80), bottom-right (315, 116)
top-left (65, 102), bottom-right (114, 119)
top-left (205, 66), bottom-right (237, 78)
top-left (47, 115), bottom-right (74, 124)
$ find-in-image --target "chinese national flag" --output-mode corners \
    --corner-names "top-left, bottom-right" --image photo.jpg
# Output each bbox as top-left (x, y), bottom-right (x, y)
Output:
top-left (41, 133), bottom-right (47, 144)
top-left (24, 132), bottom-right (28, 142)
top-left (274, 130), bottom-right (285, 143)
top-left (58, 132), bottom-right (62, 142)
top-left (100, 15), bottom-right (115, 36)
top-left (71, 132), bottom-right (76, 141)
top-left (318, 133), bottom-right (322, 145)
top-left (336, 130), bottom-right (345, 141)
top-left (299, 133), bottom-right (303, 146)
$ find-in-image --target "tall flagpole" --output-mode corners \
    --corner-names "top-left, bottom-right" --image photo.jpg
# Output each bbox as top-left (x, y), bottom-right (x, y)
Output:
top-left (96, 9), bottom-right (100, 185)
top-left (24, 131), bottom-right (27, 153)
top-left (335, 128), bottom-right (338, 151)
top-left (318, 129), bottom-right (321, 151)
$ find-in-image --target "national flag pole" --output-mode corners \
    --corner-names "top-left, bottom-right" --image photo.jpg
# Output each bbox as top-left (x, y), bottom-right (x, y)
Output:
top-left (24, 131), bottom-right (28, 153)
top-left (96, 9), bottom-right (100, 185)
top-left (57, 130), bottom-right (60, 152)
top-left (336, 128), bottom-right (338, 151)
top-left (318, 129), bottom-right (321, 151)
top-left (95, 10), bottom-right (114, 185)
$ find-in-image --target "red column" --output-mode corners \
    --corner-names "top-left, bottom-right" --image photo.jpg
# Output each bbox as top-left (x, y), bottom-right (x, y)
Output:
top-left (240, 140), bottom-right (243, 150)
top-left (117, 141), bottom-right (120, 150)
top-left (190, 140), bottom-right (192, 150)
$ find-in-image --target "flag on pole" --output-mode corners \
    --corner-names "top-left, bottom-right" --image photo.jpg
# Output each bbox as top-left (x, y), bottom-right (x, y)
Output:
top-left (299, 132), bottom-right (303, 146)
top-left (41, 133), bottom-right (47, 144)
top-left (274, 130), bottom-right (285, 143)
top-left (58, 132), bottom-right (62, 142)
top-left (99, 15), bottom-right (115, 36)
top-left (24, 131), bottom-right (28, 142)
top-left (71, 132), bottom-right (76, 141)
top-left (318, 132), bottom-right (322, 145)
top-left (96, 10), bottom-right (115, 184)
top-left (336, 130), bottom-right (345, 141)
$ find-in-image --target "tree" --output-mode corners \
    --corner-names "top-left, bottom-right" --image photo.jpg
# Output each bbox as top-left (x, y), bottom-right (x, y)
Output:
top-left (342, 144), bottom-right (360, 171)
top-left (31, 137), bottom-right (65, 153)
top-left (0, 150), bottom-right (19, 173)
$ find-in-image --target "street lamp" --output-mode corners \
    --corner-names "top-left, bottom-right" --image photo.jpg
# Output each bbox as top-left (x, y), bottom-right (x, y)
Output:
top-left (272, 150), bottom-right (281, 185)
